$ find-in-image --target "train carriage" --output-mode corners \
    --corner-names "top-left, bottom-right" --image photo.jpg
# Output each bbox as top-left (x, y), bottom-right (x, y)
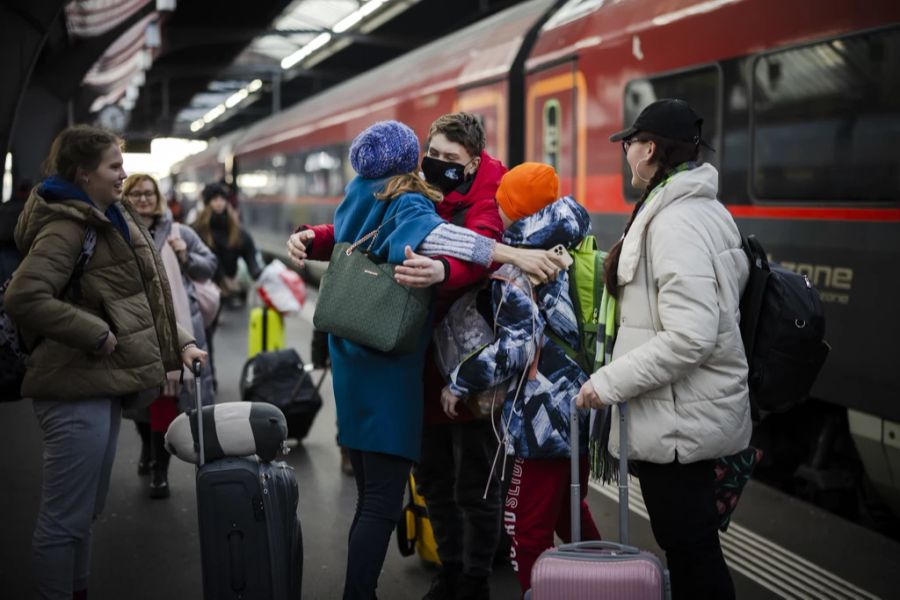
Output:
top-left (171, 0), bottom-right (900, 522)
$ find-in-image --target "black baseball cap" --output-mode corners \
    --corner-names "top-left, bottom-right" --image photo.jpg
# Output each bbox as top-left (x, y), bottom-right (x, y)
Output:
top-left (609, 98), bottom-right (714, 151)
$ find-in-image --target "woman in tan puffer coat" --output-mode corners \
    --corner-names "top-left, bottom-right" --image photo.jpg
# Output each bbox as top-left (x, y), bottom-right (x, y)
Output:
top-left (576, 100), bottom-right (751, 600)
top-left (4, 125), bottom-right (207, 600)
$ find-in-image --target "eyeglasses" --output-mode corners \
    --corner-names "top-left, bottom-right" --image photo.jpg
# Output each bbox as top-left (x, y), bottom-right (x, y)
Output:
top-left (127, 191), bottom-right (156, 199)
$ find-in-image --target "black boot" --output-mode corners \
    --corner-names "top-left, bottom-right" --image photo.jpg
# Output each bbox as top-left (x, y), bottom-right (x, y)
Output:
top-left (136, 422), bottom-right (151, 476)
top-left (456, 574), bottom-right (490, 600)
top-left (422, 564), bottom-right (461, 600)
top-left (149, 431), bottom-right (171, 499)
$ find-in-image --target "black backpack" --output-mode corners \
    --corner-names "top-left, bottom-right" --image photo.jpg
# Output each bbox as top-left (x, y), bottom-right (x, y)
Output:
top-left (739, 236), bottom-right (830, 416)
top-left (240, 349), bottom-right (324, 441)
top-left (0, 227), bottom-right (96, 402)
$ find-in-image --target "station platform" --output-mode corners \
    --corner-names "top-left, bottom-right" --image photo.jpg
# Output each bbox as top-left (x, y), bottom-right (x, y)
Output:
top-left (1, 295), bottom-right (899, 599)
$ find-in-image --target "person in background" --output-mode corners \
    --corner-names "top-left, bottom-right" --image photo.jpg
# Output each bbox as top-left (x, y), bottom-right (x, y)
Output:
top-left (192, 182), bottom-right (261, 308)
top-left (576, 99), bottom-right (751, 599)
top-left (4, 124), bottom-right (206, 600)
top-left (192, 182), bottom-right (261, 390)
top-left (442, 163), bottom-right (603, 597)
top-left (122, 173), bottom-right (217, 499)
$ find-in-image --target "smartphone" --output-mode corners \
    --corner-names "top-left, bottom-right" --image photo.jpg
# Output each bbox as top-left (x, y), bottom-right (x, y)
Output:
top-left (550, 244), bottom-right (574, 268)
top-left (526, 244), bottom-right (572, 285)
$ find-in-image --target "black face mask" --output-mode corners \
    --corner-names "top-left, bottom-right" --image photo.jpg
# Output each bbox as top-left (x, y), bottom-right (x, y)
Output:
top-left (421, 156), bottom-right (468, 194)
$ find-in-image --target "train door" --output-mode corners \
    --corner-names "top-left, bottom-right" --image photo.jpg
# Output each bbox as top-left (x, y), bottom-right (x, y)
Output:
top-left (455, 83), bottom-right (507, 163)
top-left (525, 61), bottom-right (587, 201)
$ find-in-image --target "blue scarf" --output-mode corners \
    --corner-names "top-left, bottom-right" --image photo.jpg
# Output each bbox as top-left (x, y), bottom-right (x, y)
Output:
top-left (39, 175), bottom-right (132, 246)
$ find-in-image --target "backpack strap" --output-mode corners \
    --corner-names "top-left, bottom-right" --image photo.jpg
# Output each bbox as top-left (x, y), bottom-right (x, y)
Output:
top-left (65, 226), bottom-right (97, 303)
top-left (738, 235), bottom-right (770, 360)
top-left (545, 328), bottom-right (589, 373)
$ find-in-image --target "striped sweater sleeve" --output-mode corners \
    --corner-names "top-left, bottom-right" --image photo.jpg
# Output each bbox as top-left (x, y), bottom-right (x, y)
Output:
top-left (417, 223), bottom-right (496, 267)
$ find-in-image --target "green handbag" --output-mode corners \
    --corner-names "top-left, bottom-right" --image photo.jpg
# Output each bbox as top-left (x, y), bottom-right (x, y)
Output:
top-left (313, 223), bottom-right (433, 355)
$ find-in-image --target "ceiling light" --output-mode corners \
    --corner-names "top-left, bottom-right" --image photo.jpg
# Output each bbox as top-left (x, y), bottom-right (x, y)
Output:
top-left (202, 104), bottom-right (226, 123)
top-left (225, 89), bottom-right (249, 108)
top-left (281, 32), bottom-right (332, 69)
top-left (247, 79), bottom-right (263, 93)
top-left (190, 120), bottom-right (205, 132)
top-left (333, 0), bottom-right (390, 34)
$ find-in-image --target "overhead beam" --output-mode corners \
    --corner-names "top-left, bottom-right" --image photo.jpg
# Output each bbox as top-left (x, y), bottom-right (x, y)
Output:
top-left (161, 27), bottom-right (419, 51)
top-left (147, 64), bottom-right (359, 81)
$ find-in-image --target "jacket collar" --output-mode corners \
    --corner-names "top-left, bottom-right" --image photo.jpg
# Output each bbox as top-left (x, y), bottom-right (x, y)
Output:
top-left (617, 163), bottom-right (719, 286)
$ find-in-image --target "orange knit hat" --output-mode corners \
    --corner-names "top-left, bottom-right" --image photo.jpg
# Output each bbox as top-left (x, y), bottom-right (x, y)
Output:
top-left (495, 162), bottom-right (560, 222)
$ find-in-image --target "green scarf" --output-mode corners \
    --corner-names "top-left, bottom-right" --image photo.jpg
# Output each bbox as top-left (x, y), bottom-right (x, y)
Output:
top-left (588, 162), bottom-right (696, 481)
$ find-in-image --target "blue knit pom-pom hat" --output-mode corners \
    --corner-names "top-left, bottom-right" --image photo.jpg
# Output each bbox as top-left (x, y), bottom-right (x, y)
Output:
top-left (349, 120), bottom-right (420, 179)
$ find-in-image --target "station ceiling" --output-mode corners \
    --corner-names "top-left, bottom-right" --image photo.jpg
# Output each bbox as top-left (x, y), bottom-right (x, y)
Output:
top-left (100, 0), bottom-right (532, 144)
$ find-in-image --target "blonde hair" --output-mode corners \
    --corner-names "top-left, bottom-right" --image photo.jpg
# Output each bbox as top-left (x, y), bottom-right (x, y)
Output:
top-left (122, 173), bottom-right (165, 217)
top-left (375, 173), bottom-right (443, 204)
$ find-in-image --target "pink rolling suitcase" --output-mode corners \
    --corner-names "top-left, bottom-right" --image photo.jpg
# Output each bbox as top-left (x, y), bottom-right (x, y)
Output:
top-left (526, 402), bottom-right (671, 599)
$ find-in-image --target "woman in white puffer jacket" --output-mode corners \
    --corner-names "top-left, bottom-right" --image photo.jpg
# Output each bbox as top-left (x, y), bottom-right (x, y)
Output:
top-left (577, 99), bottom-right (751, 600)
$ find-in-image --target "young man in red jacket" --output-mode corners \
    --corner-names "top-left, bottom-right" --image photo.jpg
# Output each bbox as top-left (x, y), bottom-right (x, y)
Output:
top-left (289, 113), bottom-right (507, 600)
top-left (414, 113), bottom-right (506, 600)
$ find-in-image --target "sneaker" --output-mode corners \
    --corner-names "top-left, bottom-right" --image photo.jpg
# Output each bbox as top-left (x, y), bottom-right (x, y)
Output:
top-left (456, 574), bottom-right (489, 600)
top-left (422, 567), bottom-right (461, 600)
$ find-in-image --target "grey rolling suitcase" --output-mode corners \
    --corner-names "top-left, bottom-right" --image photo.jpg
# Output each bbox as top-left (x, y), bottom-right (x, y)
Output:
top-left (526, 402), bottom-right (671, 599)
top-left (191, 359), bottom-right (303, 600)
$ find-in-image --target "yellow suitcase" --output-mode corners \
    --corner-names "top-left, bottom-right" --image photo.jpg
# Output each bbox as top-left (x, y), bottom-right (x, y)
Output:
top-left (396, 472), bottom-right (441, 566)
top-left (247, 306), bottom-right (285, 357)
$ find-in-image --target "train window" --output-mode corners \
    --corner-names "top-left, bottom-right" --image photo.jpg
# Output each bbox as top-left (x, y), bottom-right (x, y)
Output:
top-left (751, 28), bottom-right (900, 202)
top-left (622, 67), bottom-right (721, 201)
top-left (543, 99), bottom-right (561, 171)
top-left (303, 147), bottom-right (343, 197)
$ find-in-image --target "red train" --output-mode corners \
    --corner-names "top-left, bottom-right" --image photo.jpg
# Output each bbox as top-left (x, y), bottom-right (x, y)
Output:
top-left (170, 0), bottom-right (900, 524)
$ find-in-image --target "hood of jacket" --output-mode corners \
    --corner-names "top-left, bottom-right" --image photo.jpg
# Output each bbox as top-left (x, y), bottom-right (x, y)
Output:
top-left (501, 195), bottom-right (592, 250)
top-left (618, 163), bottom-right (718, 287)
top-left (15, 179), bottom-right (113, 254)
top-left (437, 151), bottom-right (506, 220)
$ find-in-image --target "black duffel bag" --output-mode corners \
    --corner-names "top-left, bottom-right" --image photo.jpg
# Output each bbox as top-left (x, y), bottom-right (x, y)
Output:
top-left (241, 349), bottom-right (324, 441)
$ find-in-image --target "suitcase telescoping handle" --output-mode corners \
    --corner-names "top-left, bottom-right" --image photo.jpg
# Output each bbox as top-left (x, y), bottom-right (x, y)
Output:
top-left (570, 399), bottom-right (630, 545)
top-left (557, 540), bottom-right (640, 555)
top-left (192, 358), bottom-right (205, 467)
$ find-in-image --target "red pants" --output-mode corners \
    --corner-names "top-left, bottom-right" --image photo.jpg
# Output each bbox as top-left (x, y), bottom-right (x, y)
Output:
top-left (149, 396), bottom-right (178, 432)
top-left (503, 456), bottom-right (602, 596)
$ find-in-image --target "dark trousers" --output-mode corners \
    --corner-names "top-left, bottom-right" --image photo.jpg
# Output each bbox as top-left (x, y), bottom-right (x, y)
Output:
top-left (343, 450), bottom-right (411, 600)
top-left (135, 421), bottom-right (170, 473)
top-left (634, 459), bottom-right (735, 600)
top-left (414, 421), bottom-right (503, 577)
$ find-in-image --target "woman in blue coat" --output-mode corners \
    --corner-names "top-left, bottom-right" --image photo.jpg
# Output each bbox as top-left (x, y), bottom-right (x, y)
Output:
top-left (331, 121), bottom-right (445, 599)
